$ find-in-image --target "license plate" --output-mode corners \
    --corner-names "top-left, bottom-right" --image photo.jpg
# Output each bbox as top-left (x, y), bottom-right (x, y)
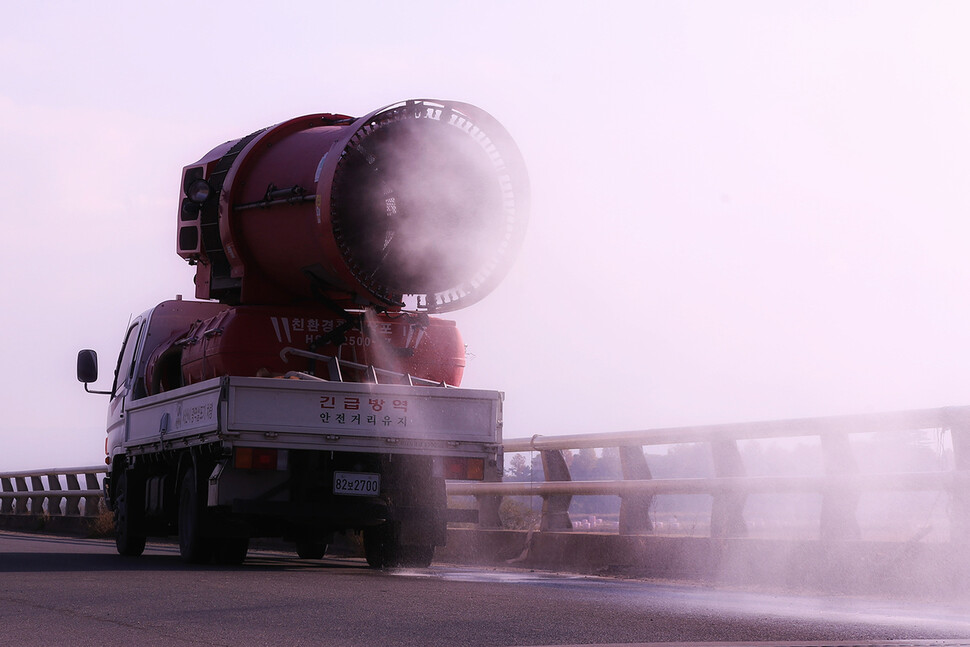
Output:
top-left (333, 471), bottom-right (380, 496)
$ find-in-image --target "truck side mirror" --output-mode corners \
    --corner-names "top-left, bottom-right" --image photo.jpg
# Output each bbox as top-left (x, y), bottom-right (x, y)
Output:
top-left (77, 349), bottom-right (99, 384)
top-left (78, 349), bottom-right (112, 395)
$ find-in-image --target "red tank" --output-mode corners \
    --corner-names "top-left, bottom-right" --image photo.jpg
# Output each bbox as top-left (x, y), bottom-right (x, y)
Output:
top-left (144, 304), bottom-right (465, 395)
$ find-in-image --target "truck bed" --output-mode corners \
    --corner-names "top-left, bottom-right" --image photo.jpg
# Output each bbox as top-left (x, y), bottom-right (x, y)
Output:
top-left (123, 376), bottom-right (503, 457)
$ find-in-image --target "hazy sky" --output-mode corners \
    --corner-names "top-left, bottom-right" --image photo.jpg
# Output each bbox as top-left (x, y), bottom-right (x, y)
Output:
top-left (2, 2), bottom-right (969, 470)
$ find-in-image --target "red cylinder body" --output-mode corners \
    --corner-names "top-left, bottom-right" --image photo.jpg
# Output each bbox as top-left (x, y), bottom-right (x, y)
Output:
top-left (177, 99), bottom-right (529, 313)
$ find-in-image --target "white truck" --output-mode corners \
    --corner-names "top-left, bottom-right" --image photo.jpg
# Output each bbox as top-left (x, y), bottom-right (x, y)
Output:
top-left (78, 299), bottom-right (503, 566)
top-left (77, 99), bottom-right (528, 566)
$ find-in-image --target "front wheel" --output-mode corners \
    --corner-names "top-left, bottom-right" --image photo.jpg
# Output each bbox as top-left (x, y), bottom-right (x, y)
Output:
top-left (114, 470), bottom-right (146, 557)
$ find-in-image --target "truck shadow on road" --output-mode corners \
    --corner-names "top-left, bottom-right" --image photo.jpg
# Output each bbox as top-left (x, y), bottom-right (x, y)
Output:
top-left (0, 552), bottom-right (368, 573)
top-left (0, 532), bottom-right (368, 573)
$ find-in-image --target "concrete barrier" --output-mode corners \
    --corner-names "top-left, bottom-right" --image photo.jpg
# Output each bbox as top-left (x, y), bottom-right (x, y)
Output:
top-left (439, 527), bottom-right (970, 595)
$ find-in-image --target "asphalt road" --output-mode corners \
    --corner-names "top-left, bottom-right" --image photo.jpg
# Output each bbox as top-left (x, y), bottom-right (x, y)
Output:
top-left (0, 530), bottom-right (968, 647)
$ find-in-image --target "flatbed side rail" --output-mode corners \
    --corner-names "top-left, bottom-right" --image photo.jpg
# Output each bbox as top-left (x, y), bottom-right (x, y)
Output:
top-left (279, 347), bottom-right (448, 387)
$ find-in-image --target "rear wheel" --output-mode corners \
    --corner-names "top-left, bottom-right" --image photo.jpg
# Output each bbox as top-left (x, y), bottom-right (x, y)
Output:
top-left (114, 470), bottom-right (146, 557)
top-left (398, 545), bottom-right (434, 568)
top-left (213, 536), bottom-right (249, 565)
top-left (363, 524), bottom-right (434, 569)
top-left (178, 467), bottom-right (212, 563)
top-left (296, 540), bottom-right (327, 560)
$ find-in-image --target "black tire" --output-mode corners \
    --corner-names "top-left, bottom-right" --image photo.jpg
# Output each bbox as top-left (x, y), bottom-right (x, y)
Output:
top-left (296, 540), bottom-right (327, 560)
top-left (398, 545), bottom-right (434, 569)
top-left (178, 467), bottom-right (212, 564)
top-left (213, 536), bottom-right (249, 565)
top-left (363, 526), bottom-right (390, 568)
top-left (363, 525), bottom-right (433, 569)
top-left (363, 525), bottom-right (389, 568)
top-left (114, 470), bottom-right (146, 557)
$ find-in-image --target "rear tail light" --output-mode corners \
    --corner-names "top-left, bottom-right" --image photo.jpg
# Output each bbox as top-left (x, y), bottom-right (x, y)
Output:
top-left (443, 456), bottom-right (485, 481)
top-left (234, 447), bottom-right (288, 471)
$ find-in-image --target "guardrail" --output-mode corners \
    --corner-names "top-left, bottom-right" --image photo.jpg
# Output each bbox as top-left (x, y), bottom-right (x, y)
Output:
top-left (450, 405), bottom-right (970, 541)
top-left (3, 405), bottom-right (968, 543)
top-left (0, 466), bottom-right (105, 517)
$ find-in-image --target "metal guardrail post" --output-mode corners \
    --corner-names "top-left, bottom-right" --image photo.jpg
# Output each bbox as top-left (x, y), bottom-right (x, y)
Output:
top-left (820, 431), bottom-right (861, 540)
top-left (540, 449), bottom-right (573, 531)
top-left (15, 477), bottom-right (29, 514)
top-left (710, 439), bottom-right (747, 538)
top-left (950, 412), bottom-right (970, 542)
top-left (65, 474), bottom-right (82, 516)
top-left (618, 445), bottom-right (653, 534)
top-left (0, 477), bottom-right (13, 513)
top-left (84, 473), bottom-right (102, 517)
top-left (29, 476), bottom-right (45, 515)
top-left (47, 474), bottom-right (64, 516)
top-left (475, 453), bottom-right (504, 529)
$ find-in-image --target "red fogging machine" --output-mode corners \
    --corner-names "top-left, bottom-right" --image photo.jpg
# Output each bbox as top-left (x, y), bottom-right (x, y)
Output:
top-left (163, 99), bottom-right (529, 389)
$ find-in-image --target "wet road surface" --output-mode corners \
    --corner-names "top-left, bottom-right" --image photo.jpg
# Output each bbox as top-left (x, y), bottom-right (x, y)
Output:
top-left (0, 531), bottom-right (967, 647)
